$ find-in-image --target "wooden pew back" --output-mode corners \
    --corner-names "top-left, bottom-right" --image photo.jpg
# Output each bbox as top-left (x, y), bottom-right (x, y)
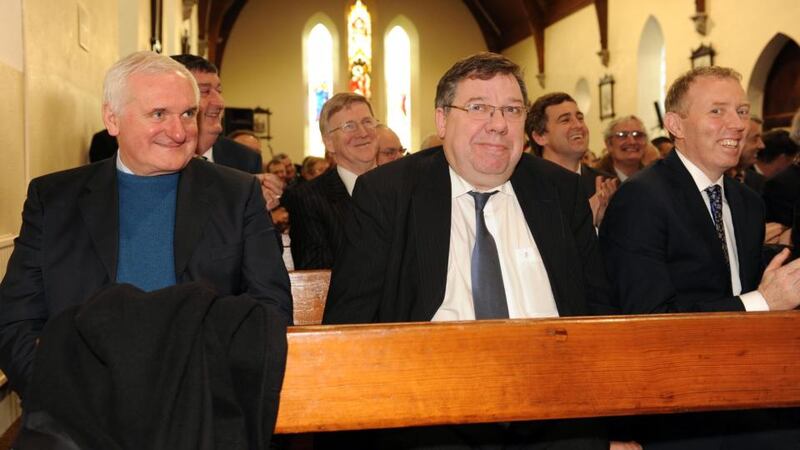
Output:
top-left (275, 311), bottom-right (800, 433)
top-left (290, 270), bottom-right (330, 326)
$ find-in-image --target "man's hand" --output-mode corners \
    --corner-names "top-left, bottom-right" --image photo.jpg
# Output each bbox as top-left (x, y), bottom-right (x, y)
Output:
top-left (588, 176), bottom-right (619, 226)
top-left (255, 173), bottom-right (285, 210)
top-left (610, 441), bottom-right (642, 450)
top-left (765, 222), bottom-right (791, 245)
top-left (758, 248), bottom-right (800, 310)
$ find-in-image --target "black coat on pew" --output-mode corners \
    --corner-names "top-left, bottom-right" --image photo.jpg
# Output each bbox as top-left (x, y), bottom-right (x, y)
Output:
top-left (16, 282), bottom-right (288, 450)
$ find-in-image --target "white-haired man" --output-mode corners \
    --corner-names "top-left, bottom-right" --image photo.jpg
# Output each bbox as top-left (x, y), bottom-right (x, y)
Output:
top-left (0, 51), bottom-right (291, 399)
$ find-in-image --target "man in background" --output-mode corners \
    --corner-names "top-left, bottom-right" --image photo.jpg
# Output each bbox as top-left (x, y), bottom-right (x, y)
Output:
top-left (527, 92), bottom-right (618, 226)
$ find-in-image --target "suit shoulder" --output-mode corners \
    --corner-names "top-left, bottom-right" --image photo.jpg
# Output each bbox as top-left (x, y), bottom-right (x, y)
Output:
top-left (358, 146), bottom-right (444, 191)
top-left (188, 157), bottom-right (258, 188)
top-left (518, 154), bottom-right (580, 185)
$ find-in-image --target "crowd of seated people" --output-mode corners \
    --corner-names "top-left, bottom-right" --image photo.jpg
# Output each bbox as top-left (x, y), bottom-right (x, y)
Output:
top-left (3, 48), bottom-right (800, 450)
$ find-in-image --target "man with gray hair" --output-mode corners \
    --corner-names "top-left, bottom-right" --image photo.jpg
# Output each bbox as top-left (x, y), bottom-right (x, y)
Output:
top-left (600, 65), bottom-right (800, 448)
top-left (0, 51), bottom-right (292, 399)
top-left (596, 115), bottom-right (647, 182)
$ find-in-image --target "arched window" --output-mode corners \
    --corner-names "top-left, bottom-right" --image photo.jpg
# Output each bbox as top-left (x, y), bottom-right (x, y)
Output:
top-left (305, 23), bottom-right (334, 157)
top-left (636, 16), bottom-right (666, 134)
top-left (348, 0), bottom-right (372, 100)
top-left (384, 25), bottom-right (411, 149)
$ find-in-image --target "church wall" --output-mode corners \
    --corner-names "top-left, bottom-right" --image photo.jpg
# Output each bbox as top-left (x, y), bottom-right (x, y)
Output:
top-left (0, 0), bottom-right (26, 242)
top-left (221, 0), bottom-right (486, 162)
top-left (24, 0), bottom-right (119, 179)
top-left (503, 0), bottom-right (800, 156)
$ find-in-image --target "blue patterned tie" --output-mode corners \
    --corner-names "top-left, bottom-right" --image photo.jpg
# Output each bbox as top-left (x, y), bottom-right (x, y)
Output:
top-left (705, 185), bottom-right (730, 269)
top-left (468, 191), bottom-right (509, 319)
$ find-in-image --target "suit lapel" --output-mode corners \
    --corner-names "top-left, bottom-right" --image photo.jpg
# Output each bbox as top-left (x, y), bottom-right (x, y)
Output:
top-left (78, 159), bottom-right (120, 281)
top-left (412, 149), bottom-right (451, 319)
top-left (174, 159), bottom-right (214, 277)
top-left (665, 152), bottom-right (732, 289)
top-left (323, 169), bottom-right (351, 209)
top-left (511, 159), bottom-right (571, 313)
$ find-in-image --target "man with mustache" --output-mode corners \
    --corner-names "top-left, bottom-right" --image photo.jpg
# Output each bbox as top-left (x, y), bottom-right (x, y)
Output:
top-left (324, 52), bottom-right (623, 449)
top-left (600, 65), bottom-right (800, 448)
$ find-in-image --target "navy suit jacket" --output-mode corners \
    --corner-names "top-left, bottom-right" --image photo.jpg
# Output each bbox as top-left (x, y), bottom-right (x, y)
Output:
top-left (212, 137), bottom-right (263, 174)
top-left (323, 147), bottom-right (612, 324)
top-left (599, 150), bottom-right (764, 314)
top-left (0, 157), bottom-right (291, 397)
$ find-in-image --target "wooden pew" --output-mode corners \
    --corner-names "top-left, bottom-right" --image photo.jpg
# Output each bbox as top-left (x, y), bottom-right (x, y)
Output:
top-left (275, 311), bottom-right (800, 433)
top-left (290, 270), bottom-right (330, 326)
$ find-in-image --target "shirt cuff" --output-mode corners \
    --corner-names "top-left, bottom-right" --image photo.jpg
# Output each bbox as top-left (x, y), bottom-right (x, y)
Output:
top-left (740, 290), bottom-right (769, 311)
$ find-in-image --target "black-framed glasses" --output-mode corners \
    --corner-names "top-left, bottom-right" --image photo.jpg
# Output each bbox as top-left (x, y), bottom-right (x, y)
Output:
top-left (445, 103), bottom-right (526, 121)
top-left (327, 117), bottom-right (379, 134)
top-left (611, 130), bottom-right (647, 140)
top-left (379, 147), bottom-right (406, 156)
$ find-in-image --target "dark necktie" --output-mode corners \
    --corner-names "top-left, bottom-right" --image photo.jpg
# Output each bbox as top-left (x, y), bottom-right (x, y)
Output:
top-left (468, 191), bottom-right (509, 319)
top-left (705, 185), bottom-right (730, 269)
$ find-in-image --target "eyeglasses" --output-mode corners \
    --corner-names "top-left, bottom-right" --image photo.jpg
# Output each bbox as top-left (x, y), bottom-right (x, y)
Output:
top-left (327, 117), bottom-right (379, 134)
top-left (379, 147), bottom-right (406, 156)
top-left (611, 131), bottom-right (647, 140)
top-left (445, 103), bottom-right (526, 122)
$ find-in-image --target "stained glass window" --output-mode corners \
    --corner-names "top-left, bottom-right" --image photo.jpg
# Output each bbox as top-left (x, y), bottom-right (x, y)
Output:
top-left (385, 25), bottom-right (411, 149)
top-left (347, 0), bottom-right (372, 100)
top-left (306, 23), bottom-right (334, 157)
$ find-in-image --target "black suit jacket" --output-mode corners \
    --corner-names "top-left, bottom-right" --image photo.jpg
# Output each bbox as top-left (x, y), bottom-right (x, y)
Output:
top-left (599, 150), bottom-right (764, 314)
top-left (763, 164), bottom-right (800, 227)
top-left (323, 147), bottom-right (612, 325)
top-left (744, 166), bottom-right (766, 194)
top-left (579, 164), bottom-right (612, 198)
top-left (286, 168), bottom-right (352, 270)
top-left (0, 157), bottom-right (291, 397)
top-left (212, 137), bottom-right (263, 174)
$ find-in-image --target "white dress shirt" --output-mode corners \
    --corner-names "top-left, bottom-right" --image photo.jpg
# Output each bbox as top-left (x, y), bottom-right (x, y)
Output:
top-left (202, 147), bottom-right (215, 162)
top-left (337, 166), bottom-right (359, 196)
top-left (434, 168), bottom-right (559, 321)
top-left (675, 150), bottom-right (768, 311)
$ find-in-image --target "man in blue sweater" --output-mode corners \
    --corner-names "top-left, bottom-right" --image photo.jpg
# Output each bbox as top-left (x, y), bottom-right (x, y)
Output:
top-left (0, 51), bottom-right (292, 399)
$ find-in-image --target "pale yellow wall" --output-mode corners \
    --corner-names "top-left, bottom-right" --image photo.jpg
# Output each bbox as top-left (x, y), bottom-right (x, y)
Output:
top-left (503, 0), bottom-right (800, 155)
top-left (221, 0), bottom-right (485, 162)
top-left (24, 0), bottom-right (119, 178)
top-left (118, 0), bottom-right (152, 57)
top-left (0, 0), bottom-right (25, 238)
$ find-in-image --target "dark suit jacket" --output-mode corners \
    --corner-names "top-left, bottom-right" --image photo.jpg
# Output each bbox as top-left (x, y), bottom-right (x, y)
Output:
top-left (18, 282), bottom-right (287, 450)
top-left (88, 129), bottom-right (118, 163)
top-left (212, 137), bottom-right (263, 174)
top-left (323, 147), bottom-right (612, 325)
top-left (286, 168), bottom-right (352, 270)
top-left (599, 150), bottom-right (764, 314)
top-left (763, 164), bottom-right (800, 227)
top-left (744, 166), bottom-right (766, 194)
top-left (0, 157), bottom-right (291, 398)
top-left (579, 164), bottom-right (612, 198)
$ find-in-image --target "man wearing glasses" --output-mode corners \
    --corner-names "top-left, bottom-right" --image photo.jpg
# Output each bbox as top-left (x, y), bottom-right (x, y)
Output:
top-left (375, 124), bottom-right (406, 165)
top-left (286, 92), bottom-right (379, 269)
top-left (596, 116), bottom-right (647, 182)
top-left (323, 52), bottom-right (619, 449)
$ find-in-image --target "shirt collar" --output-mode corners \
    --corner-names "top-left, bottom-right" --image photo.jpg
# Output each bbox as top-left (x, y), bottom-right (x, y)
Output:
top-left (116, 151), bottom-right (133, 174)
top-left (448, 166), bottom-right (513, 199)
top-left (675, 148), bottom-right (724, 193)
top-left (202, 146), bottom-right (215, 162)
top-left (337, 165), bottom-right (359, 196)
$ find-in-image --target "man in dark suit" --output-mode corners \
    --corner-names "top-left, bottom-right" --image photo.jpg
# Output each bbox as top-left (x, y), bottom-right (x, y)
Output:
top-left (526, 92), bottom-right (618, 227)
top-left (170, 54), bottom-right (261, 174)
top-left (323, 52), bottom-right (623, 449)
top-left (0, 51), bottom-right (291, 400)
top-left (286, 92), bottom-right (379, 270)
top-left (600, 66), bottom-right (800, 448)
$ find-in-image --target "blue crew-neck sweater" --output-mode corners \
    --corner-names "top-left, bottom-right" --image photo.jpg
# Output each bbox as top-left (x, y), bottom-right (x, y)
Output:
top-left (116, 171), bottom-right (180, 291)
